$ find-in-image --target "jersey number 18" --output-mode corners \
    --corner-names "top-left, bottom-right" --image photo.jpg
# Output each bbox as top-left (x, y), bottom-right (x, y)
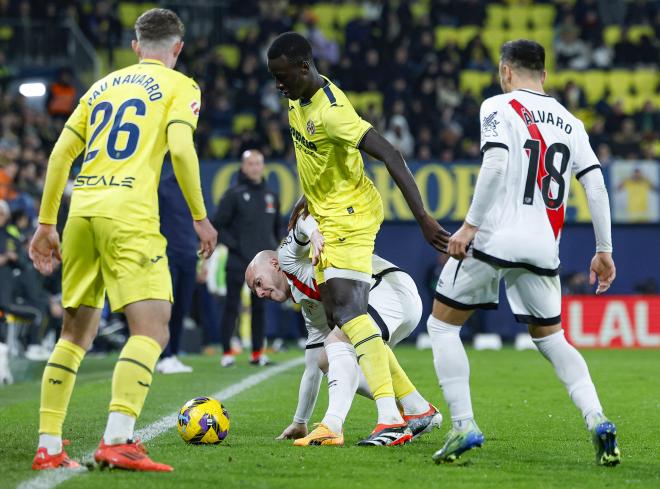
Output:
top-left (522, 139), bottom-right (570, 209)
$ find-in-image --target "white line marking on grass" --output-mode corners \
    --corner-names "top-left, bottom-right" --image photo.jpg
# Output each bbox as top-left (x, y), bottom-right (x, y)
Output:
top-left (18, 356), bottom-right (305, 489)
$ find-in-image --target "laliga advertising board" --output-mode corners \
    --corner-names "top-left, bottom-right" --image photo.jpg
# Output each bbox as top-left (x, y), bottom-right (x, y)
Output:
top-left (563, 296), bottom-right (660, 348)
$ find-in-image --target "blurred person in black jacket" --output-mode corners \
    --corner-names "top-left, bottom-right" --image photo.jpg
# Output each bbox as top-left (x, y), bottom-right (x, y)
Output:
top-left (213, 150), bottom-right (280, 366)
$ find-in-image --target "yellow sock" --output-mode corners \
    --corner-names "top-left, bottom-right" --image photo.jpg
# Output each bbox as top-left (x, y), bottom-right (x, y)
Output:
top-left (342, 314), bottom-right (394, 400)
top-left (39, 339), bottom-right (86, 435)
top-left (385, 345), bottom-right (416, 399)
top-left (109, 335), bottom-right (161, 418)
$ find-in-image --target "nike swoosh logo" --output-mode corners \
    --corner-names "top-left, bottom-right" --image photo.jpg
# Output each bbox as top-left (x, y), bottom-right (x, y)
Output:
top-left (137, 381), bottom-right (150, 387)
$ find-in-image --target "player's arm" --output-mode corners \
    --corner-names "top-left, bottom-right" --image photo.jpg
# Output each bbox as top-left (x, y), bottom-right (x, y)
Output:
top-left (359, 129), bottom-right (450, 253)
top-left (449, 98), bottom-right (512, 259)
top-left (30, 105), bottom-right (87, 275)
top-left (167, 123), bottom-right (217, 258)
top-left (449, 146), bottom-right (508, 259)
top-left (574, 126), bottom-right (614, 294)
top-left (296, 214), bottom-right (324, 265)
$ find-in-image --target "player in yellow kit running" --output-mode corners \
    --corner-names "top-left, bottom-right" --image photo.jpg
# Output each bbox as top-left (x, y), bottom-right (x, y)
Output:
top-left (29, 8), bottom-right (217, 472)
top-left (267, 33), bottom-right (450, 446)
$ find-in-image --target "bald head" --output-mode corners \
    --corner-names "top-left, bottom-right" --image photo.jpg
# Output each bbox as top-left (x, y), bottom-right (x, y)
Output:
top-left (246, 250), bottom-right (290, 303)
top-left (241, 149), bottom-right (265, 184)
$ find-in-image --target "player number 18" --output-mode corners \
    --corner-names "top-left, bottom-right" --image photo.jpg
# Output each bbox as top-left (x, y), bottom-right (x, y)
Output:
top-left (522, 139), bottom-right (570, 209)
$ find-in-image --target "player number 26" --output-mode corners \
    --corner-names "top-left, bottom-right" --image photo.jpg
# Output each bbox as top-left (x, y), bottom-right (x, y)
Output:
top-left (84, 98), bottom-right (146, 162)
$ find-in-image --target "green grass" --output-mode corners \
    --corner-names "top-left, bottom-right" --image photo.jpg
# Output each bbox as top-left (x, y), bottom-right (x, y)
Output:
top-left (2, 347), bottom-right (659, 489)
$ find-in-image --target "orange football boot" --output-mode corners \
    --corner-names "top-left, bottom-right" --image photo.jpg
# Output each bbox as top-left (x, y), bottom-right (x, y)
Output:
top-left (32, 439), bottom-right (81, 470)
top-left (94, 439), bottom-right (173, 472)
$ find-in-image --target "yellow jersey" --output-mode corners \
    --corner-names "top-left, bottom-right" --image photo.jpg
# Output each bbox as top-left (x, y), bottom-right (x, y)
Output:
top-left (63, 59), bottom-right (201, 225)
top-left (288, 77), bottom-right (381, 218)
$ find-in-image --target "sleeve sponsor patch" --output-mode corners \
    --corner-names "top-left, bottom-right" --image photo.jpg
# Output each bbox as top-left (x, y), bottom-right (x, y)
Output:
top-left (190, 101), bottom-right (200, 117)
top-left (481, 111), bottom-right (499, 137)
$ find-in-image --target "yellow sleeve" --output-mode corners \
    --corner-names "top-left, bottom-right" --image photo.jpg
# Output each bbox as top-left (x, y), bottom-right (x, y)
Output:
top-left (167, 122), bottom-right (207, 220)
top-left (39, 105), bottom-right (87, 224)
top-left (322, 103), bottom-right (372, 148)
top-left (166, 76), bottom-right (201, 131)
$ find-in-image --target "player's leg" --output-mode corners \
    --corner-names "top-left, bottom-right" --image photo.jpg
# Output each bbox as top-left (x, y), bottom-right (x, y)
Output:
top-left (370, 277), bottom-right (441, 433)
top-left (429, 257), bottom-right (497, 463)
top-left (34, 306), bottom-right (101, 469)
top-left (249, 292), bottom-right (267, 365)
top-left (294, 328), bottom-right (356, 446)
top-left (220, 267), bottom-right (244, 367)
top-left (322, 276), bottom-right (411, 445)
top-left (93, 218), bottom-right (173, 471)
top-left (34, 216), bottom-right (104, 470)
top-left (505, 270), bottom-right (620, 465)
top-left (157, 254), bottom-right (193, 373)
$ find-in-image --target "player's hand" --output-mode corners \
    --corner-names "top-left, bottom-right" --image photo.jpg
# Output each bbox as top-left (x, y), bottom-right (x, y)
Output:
top-left (310, 229), bottom-right (325, 266)
top-left (419, 214), bottom-right (451, 253)
top-left (590, 252), bottom-right (616, 295)
top-left (448, 222), bottom-right (478, 260)
top-left (276, 422), bottom-right (308, 440)
top-left (287, 195), bottom-right (308, 232)
top-left (193, 218), bottom-right (218, 259)
top-left (29, 224), bottom-right (61, 276)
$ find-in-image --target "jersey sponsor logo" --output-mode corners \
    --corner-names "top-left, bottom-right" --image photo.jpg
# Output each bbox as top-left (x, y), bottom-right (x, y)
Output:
top-left (306, 120), bottom-right (316, 135)
top-left (290, 126), bottom-right (318, 152)
top-left (190, 100), bottom-right (200, 116)
top-left (74, 175), bottom-right (136, 189)
top-left (481, 111), bottom-right (500, 137)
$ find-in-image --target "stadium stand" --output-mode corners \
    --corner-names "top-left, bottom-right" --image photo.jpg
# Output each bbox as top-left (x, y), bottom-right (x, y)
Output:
top-left (0, 0), bottom-right (657, 359)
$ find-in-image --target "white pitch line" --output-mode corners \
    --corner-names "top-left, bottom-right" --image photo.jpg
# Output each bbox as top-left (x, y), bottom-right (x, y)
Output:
top-left (18, 356), bottom-right (305, 489)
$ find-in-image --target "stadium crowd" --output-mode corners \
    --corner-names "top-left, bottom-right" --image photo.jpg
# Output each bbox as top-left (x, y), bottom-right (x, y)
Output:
top-left (0, 0), bottom-right (658, 359)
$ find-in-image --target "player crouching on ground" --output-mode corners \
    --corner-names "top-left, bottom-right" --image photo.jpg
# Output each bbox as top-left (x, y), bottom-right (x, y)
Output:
top-left (245, 213), bottom-right (442, 446)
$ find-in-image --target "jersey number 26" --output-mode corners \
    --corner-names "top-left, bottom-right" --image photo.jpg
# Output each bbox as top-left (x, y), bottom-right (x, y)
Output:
top-left (84, 98), bottom-right (146, 163)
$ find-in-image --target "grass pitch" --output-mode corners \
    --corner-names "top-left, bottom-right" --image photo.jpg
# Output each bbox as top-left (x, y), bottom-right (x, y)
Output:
top-left (2, 346), bottom-right (659, 489)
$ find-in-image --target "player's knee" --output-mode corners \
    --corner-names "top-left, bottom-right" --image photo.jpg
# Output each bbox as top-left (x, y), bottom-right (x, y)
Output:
top-left (528, 323), bottom-right (562, 339)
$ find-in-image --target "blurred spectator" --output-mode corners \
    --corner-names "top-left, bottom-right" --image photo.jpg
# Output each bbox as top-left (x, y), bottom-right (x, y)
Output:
top-left (555, 25), bottom-right (590, 70)
top-left (384, 115), bottom-right (415, 158)
top-left (560, 80), bottom-right (587, 111)
top-left (616, 168), bottom-right (659, 222)
top-left (46, 69), bottom-right (77, 120)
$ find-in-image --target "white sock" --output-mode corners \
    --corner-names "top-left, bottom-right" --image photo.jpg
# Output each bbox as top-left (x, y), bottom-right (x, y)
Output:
top-left (39, 434), bottom-right (62, 455)
top-left (321, 342), bottom-right (359, 433)
top-left (399, 390), bottom-right (429, 416)
top-left (376, 396), bottom-right (403, 425)
top-left (356, 368), bottom-right (373, 399)
top-left (532, 330), bottom-right (603, 427)
top-left (427, 315), bottom-right (474, 431)
top-left (103, 411), bottom-right (136, 445)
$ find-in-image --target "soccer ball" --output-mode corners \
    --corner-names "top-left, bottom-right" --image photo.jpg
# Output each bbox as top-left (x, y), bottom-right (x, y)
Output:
top-left (177, 396), bottom-right (230, 444)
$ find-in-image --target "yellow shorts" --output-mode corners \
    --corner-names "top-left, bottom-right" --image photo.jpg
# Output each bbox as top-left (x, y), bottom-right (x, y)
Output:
top-left (61, 216), bottom-right (172, 312)
top-left (314, 204), bottom-right (384, 284)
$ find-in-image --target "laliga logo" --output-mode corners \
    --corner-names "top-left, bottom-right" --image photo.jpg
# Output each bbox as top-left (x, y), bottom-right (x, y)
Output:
top-left (190, 101), bottom-right (200, 116)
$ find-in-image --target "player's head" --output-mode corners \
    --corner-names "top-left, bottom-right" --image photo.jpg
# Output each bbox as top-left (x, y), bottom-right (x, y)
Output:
top-left (499, 40), bottom-right (547, 93)
top-left (245, 250), bottom-right (290, 303)
top-left (267, 32), bottom-right (315, 101)
top-left (241, 149), bottom-right (265, 184)
top-left (132, 8), bottom-right (185, 69)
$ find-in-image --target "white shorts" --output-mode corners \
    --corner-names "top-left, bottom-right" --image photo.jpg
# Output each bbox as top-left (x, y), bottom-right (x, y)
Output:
top-left (369, 269), bottom-right (423, 346)
top-left (435, 256), bottom-right (561, 325)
